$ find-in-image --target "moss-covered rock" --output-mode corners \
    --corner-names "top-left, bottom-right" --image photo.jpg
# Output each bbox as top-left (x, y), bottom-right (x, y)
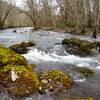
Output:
top-left (0, 44), bottom-right (27, 67)
top-left (38, 70), bottom-right (74, 94)
top-left (0, 64), bottom-right (39, 97)
top-left (76, 67), bottom-right (95, 78)
top-left (62, 38), bottom-right (97, 56)
top-left (9, 41), bottom-right (36, 54)
top-left (0, 44), bottom-right (39, 97)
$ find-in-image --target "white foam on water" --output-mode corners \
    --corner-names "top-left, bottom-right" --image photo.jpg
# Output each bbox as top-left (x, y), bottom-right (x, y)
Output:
top-left (75, 78), bottom-right (86, 83)
top-left (0, 36), bottom-right (17, 39)
top-left (95, 66), bottom-right (100, 70)
top-left (57, 37), bottom-right (63, 40)
top-left (23, 48), bottom-right (95, 67)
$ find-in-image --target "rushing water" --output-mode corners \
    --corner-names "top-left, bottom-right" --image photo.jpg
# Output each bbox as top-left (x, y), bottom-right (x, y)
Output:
top-left (0, 27), bottom-right (100, 100)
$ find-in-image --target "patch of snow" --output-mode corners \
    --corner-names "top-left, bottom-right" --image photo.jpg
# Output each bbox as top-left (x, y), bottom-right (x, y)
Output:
top-left (10, 69), bottom-right (18, 82)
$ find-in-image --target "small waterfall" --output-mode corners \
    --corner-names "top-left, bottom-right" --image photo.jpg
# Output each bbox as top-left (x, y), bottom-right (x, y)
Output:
top-left (49, 45), bottom-right (69, 56)
top-left (23, 45), bottom-right (97, 68)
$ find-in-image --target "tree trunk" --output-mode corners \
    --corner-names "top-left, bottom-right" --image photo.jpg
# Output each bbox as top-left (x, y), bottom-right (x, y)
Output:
top-left (92, 0), bottom-right (99, 39)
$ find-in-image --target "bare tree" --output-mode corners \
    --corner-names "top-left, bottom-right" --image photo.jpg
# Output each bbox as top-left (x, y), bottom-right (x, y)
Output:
top-left (0, 0), bottom-right (99, 35)
top-left (92, 0), bottom-right (99, 38)
top-left (41, 0), bottom-right (56, 29)
top-left (20, 0), bottom-right (39, 29)
top-left (0, 0), bottom-right (14, 29)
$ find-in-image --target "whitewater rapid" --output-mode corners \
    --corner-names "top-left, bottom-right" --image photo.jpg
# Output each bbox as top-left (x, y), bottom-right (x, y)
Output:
top-left (23, 45), bottom-right (100, 69)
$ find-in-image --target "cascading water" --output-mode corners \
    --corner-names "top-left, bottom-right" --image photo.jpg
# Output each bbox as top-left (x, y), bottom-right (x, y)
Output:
top-left (49, 45), bottom-right (69, 56)
top-left (23, 45), bottom-right (99, 68)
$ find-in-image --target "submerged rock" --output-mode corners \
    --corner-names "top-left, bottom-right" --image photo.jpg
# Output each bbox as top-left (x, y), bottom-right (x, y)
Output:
top-left (13, 29), bottom-right (17, 33)
top-left (0, 44), bottom-right (39, 97)
top-left (38, 70), bottom-right (74, 94)
top-left (62, 38), bottom-right (98, 56)
top-left (76, 67), bottom-right (95, 78)
top-left (9, 41), bottom-right (36, 54)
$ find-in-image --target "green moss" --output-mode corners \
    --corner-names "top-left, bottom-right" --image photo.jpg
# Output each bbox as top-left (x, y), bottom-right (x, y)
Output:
top-left (0, 64), bottom-right (25, 72)
top-left (0, 64), bottom-right (39, 97)
top-left (76, 67), bottom-right (95, 78)
top-left (0, 44), bottom-right (39, 97)
top-left (62, 38), bottom-right (97, 55)
top-left (41, 70), bottom-right (74, 88)
top-left (62, 38), bottom-right (81, 46)
top-left (0, 44), bottom-right (27, 67)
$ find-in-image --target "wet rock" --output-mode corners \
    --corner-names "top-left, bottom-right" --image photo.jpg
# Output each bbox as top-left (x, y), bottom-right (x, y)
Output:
top-left (38, 70), bottom-right (74, 94)
top-left (9, 41), bottom-right (36, 54)
top-left (76, 67), bottom-right (95, 78)
top-left (13, 29), bottom-right (17, 33)
top-left (0, 44), bottom-right (27, 67)
top-left (38, 87), bottom-right (44, 95)
top-left (0, 65), bottom-right (39, 97)
top-left (0, 44), bottom-right (39, 97)
top-left (95, 42), bottom-right (100, 52)
top-left (62, 38), bottom-right (98, 56)
top-left (41, 79), bottom-right (48, 84)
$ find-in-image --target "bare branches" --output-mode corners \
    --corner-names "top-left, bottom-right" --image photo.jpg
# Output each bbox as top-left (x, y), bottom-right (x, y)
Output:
top-left (0, 0), bottom-right (100, 34)
top-left (0, 0), bottom-right (14, 29)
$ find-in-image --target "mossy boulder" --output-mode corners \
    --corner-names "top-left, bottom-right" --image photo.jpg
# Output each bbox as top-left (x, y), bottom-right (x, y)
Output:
top-left (76, 67), bottom-right (95, 78)
top-left (9, 41), bottom-right (36, 54)
top-left (0, 64), bottom-right (39, 97)
top-left (0, 44), bottom-right (27, 67)
top-left (38, 70), bottom-right (74, 94)
top-left (0, 44), bottom-right (39, 97)
top-left (62, 38), bottom-right (97, 56)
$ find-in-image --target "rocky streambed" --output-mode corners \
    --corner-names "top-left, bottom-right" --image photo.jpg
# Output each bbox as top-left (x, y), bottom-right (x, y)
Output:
top-left (0, 28), bottom-right (100, 100)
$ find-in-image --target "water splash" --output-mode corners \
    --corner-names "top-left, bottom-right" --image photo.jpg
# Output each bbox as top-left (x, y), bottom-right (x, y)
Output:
top-left (23, 45), bottom-right (97, 68)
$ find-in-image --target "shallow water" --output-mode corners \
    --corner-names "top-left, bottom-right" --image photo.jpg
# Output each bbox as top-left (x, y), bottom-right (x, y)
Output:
top-left (0, 27), bottom-right (100, 100)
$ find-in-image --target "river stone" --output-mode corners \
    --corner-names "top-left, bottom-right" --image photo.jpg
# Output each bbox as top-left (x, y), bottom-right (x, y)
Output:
top-left (9, 41), bottom-right (36, 54)
top-left (38, 70), bottom-right (74, 94)
top-left (0, 44), bottom-right (27, 67)
top-left (0, 65), bottom-right (39, 97)
top-left (76, 67), bottom-right (95, 78)
top-left (0, 44), bottom-right (39, 97)
top-left (62, 38), bottom-right (98, 56)
top-left (41, 79), bottom-right (48, 84)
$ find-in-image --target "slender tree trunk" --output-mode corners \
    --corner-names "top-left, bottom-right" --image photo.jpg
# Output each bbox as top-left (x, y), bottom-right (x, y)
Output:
top-left (92, 0), bottom-right (99, 39)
